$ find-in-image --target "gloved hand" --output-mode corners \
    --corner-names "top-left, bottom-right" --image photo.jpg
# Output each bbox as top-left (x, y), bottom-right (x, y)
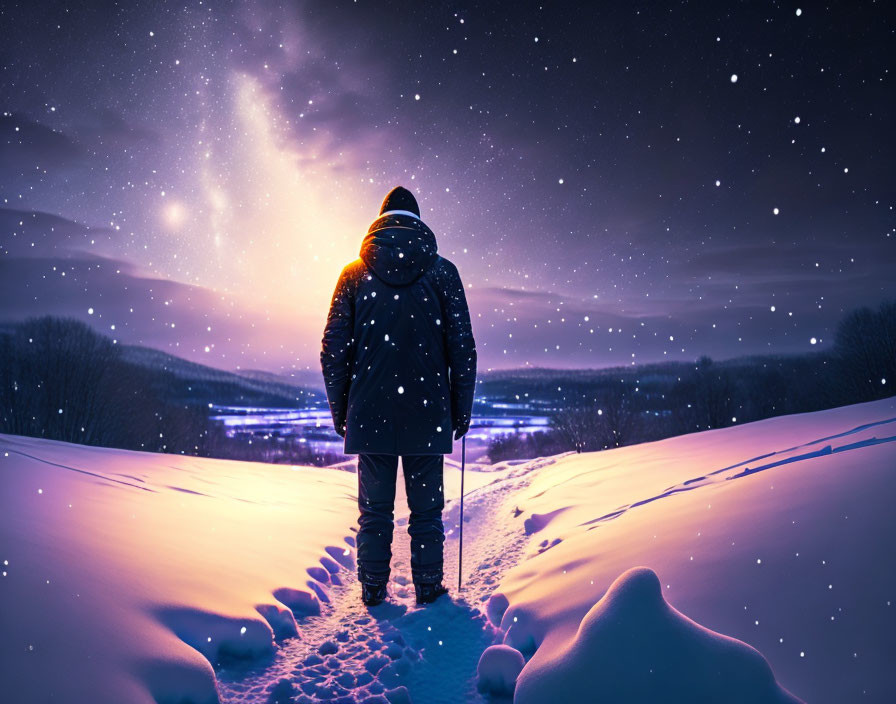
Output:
top-left (334, 418), bottom-right (346, 438)
top-left (453, 419), bottom-right (470, 440)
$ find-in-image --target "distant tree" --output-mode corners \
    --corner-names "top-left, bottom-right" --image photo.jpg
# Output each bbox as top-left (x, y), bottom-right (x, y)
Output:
top-left (486, 433), bottom-right (522, 462)
top-left (667, 374), bottom-right (699, 435)
top-left (487, 431), bottom-right (567, 462)
top-left (745, 366), bottom-right (788, 420)
top-left (549, 380), bottom-right (642, 452)
top-left (550, 403), bottom-right (602, 452)
top-left (0, 332), bottom-right (18, 434)
top-left (0, 316), bottom-right (213, 455)
top-left (831, 300), bottom-right (896, 404)
top-left (692, 356), bottom-right (735, 429)
top-left (596, 380), bottom-right (641, 448)
top-left (0, 317), bottom-right (121, 444)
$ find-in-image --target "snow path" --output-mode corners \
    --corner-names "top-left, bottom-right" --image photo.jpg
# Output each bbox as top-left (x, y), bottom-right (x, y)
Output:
top-left (216, 457), bottom-right (560, 704)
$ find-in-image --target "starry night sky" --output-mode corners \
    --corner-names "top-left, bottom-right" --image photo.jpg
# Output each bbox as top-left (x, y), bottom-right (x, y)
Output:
top-left (1, 1), bottom-right (893, 373)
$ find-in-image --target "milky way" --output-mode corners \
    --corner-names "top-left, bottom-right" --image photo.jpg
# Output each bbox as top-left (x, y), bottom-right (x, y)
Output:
top-left (1, 1), bottom-right (893, 372)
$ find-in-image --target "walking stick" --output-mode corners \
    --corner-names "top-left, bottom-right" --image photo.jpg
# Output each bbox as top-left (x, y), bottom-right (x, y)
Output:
top-left (458, 434), bottom-right (466, 592)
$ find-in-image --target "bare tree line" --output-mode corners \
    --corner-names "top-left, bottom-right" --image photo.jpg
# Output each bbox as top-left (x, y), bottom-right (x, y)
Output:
top-left (489, 299), bottom-right (895, 461)
top-left (0, 316), bottom-right (347, 464)
top-left (0, 317), bottom-right (210, 454)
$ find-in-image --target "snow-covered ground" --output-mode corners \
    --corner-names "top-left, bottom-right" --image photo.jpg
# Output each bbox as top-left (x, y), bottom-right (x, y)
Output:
top-left (2, 397), bottom-right (895, 703)
top-left (495, 398), bottom-right (896, 703)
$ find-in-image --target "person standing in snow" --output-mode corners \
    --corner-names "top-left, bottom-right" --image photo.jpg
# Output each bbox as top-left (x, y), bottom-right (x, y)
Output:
top-left (320, 185), bottom-right (477, 607)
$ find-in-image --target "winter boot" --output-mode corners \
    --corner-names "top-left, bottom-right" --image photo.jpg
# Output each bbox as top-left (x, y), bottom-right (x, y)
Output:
top-left (414, 581), bottom-right (449, 605)
top-left (361, 580), bottom-right (388, 607)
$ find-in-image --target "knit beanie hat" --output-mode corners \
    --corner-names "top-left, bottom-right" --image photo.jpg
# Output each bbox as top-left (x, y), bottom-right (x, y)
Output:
top-left (379, 185), bottom-right (420, 217)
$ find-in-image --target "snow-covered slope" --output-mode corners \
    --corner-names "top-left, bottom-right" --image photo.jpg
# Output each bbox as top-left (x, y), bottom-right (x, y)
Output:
top-left (2, 397), bottom-right (895, 703)
top-left (492, 397), bottom-right (896, 703)
top-left (0, 433), bottom-right (515, 704)
top-left (0, 436), bottom-right (361, 703)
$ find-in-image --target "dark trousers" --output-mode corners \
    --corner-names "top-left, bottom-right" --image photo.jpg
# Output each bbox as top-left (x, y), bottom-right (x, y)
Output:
top-left (356, 453), bottom-right (445, 585)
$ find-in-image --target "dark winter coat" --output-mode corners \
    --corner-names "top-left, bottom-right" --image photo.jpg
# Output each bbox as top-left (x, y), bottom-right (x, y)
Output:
top-left (320, 212), bottom-right (477, 455)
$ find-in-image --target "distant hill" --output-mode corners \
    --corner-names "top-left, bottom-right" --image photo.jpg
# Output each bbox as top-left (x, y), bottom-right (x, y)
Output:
top-left (120, 345), bottom-right (324, 408)
top-left (479, 352), bottom-right (831, 382)
top-left (120, 345), bottom-right (835, 411)
top-left (238, 367), bottom-right (326, 392)
top-left (480, 352), bottom-right (832, 383)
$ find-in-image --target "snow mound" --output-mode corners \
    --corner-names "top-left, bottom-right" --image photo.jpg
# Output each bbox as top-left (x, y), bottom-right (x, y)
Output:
top-left (384, 685), bottom-right (412, 703)
top-left (476, 644), bottom-right (525, 695)
top-left (514, 566), bottom-right (802, 703)
top-left (139, 656), bottom-right (220, 704)
top-left (273, 586), bottom-right (321, 616)
top-left (325, 544), bottom-right (356, 569)
top-left (523, 507), bottom-right (567, 535)
top-left (155, 607), bottom-right (275, 663)
top-left (485, 591), bottom-right (509, 627)
top-left (255, 602), bottom-right (299, 640)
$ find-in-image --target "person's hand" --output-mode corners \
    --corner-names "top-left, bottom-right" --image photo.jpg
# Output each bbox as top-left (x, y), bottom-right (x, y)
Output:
top-left (334, 419), bottom-right (346, 438)
top-left (453, 420), bottom-right (470, 440)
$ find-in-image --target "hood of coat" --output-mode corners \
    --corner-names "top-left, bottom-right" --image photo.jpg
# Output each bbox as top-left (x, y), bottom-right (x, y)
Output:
top-left (360, 213), bottom-right (439, 286)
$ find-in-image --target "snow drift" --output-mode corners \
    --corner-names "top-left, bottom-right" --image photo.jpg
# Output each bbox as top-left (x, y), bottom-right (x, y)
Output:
top-left (514, 566), bottom-right (799, 703)
top-left (0, 435), bottom-right (361, 703)
top-left (476, 644), bottom-right (525, 696)
top-left (492, 397), bottom-right (896, 703)
top-left (0, 432), bottom-right (510, 703)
